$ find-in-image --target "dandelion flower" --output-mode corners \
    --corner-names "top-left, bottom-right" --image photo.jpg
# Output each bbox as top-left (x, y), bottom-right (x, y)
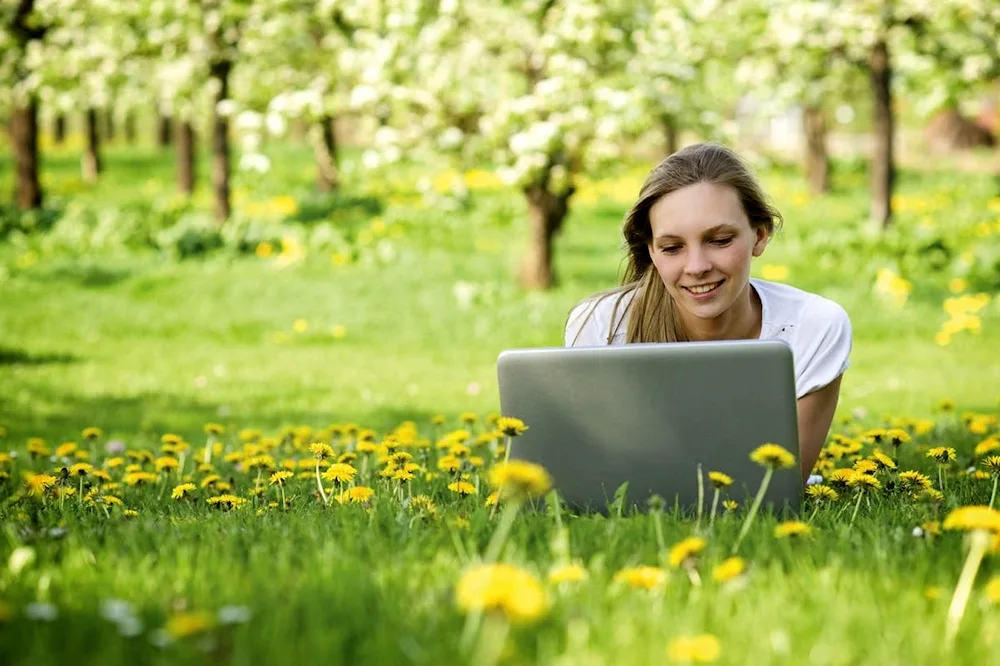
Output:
top-left (711, 557), bottom-right (747, 583)
top-left (722, 500), bottom-right (738, 511)
top-left (613, 566), bottom-right (667, 590)
top-left (171, 483), bottom-right (196, 500)
top-left (852, 459), bottom-right (878, 475)
top-left (847, 473), bottom-right (881, 491)
top-left (407, 495), bottom-right (437, 516)
top-left (448, 481), bottom-right (476, 496)
top-left (165, 611), bottom-right (215, 638)
top-left (806, 484), bottom-right (838, 502)
top-left (123, 509), bottom-right (139, 518)
top-left (269, 471), bottom-right (293, 486)
top-left (708, 471), bottom-right (732, 488)
top-left (943, 506), bottom-right (1000, 533)
top-left (322, 463), bottom-right (357, 483)
top-left (488, 460), bottom-right (552, 501)
top-left (981, 456), bottom-right (1000, 474)
top-left (927, 447), bottom-right (957, 464)
top-left (437, 455), bottom-right (461, 473)
top-left (666, 634), bottom-right (721, 663)
top-left (455, 563), bottom-right (548, 624)
top-left (124, 471), bottom-right (157, 487)
top-left (985, 577), bottom-right (1000, 604)
top-left (336, 486), bottom-right (374, 504)
top-left (25, 473), bottom-right (57, 497)
top-left (309, 442), bottom-right (334, 460)
top-left (774, 521), bottom-right (812, 538)
top-left (668, 537), bottom-right (707, 568)
top-left (206, 494), bottom-right (248, 510)
top-left (548, 563), bottom-right (587, 584)
top-left (82, 427), bottom-right (103, 440)
top-left (68, 463), bottom-right (93, 478)
top-left (155, 457), bottom-right (179, 473)
top-left (898, 470), bottom-right (932, 490)
top-left (495, 417), bottom-right (529, 437)
top-left (749, 443), bottom-right (796, 469)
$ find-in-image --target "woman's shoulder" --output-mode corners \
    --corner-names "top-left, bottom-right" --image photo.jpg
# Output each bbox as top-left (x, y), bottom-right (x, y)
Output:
top-left (565, 287), bottom-right (635, 346)
top-left (754, 278), bottom-right (851, 329)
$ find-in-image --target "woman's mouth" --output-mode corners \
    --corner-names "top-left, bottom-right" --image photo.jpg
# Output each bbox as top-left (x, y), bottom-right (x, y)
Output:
top-left (682, 279), bottom-right (724, 299)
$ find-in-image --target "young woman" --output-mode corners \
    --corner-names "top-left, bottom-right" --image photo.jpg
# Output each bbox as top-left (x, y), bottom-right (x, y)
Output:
top-left (564, 142), bottom-right (852, 481)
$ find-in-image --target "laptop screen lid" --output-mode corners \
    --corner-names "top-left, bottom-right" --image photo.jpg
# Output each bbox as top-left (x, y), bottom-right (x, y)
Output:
top-left (496, 340), bottom-right (802, 515)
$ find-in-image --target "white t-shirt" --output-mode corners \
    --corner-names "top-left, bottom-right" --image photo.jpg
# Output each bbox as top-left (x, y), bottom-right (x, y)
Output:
top-left (564, 278), bottom-right (852, 399)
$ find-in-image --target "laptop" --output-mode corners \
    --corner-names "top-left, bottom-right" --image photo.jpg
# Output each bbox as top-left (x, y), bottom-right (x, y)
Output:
top-left (496, 340), bottom-right (802, 515)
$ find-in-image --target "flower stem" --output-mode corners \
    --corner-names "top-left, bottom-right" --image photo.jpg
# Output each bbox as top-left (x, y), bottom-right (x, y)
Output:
top-left (990, 476), bottom-right (998, 510)
top-left (709, 489), bottom-right (720, 530)
top-left (652, 510), bottom-right (665, 553)
top-left (315, 463), bottom-right (328, 505)
top-left (695, 463), bottom-right (704, 532)
top-left (732, 467), bottom-right (774, 555)
top-left (484, 500), bottom-right (521, 563)
top-left (848, 490), bottom-right (865, 529)
top-left (489, 435), bottom-right (513, 520)
top-left (945, 529), bottom-right (992, 647)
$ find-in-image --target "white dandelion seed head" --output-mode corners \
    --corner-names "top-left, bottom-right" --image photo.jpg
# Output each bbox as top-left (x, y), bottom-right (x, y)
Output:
top-left (25, 602), bottom-right (58, 621)
top-left (806, 474), bottom-right (824, 486)
top-left (100, 599), bottom-right (136, 623)
top-left (912, 527), bottom-right (924, 538)
top-left (218, 605), bottom-right (252, 625)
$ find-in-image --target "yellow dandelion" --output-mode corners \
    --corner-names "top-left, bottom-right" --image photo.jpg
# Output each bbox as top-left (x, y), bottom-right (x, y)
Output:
top-left (488, 460), bottom-right (552, 501)
top-left (869, 451), bottom-right (897, 470)
top-left (203, 423), bottom-right (225, 436)
top-left (708, 471), bottom-right (732, 488)
top-left (269, 470), bottom-right (294, 486)
top-left (749, 443), bottom-right (796, 469)
top-left (25, 473), bottom-right (57, 497)
top-left (322, 463), bottom-right (358, 483)
top-left (171, 483), bottom-right (196, 499)
top-left (668, 536), bottom-right (708, 568)
top-left (548, 563), bottom-right (588, 584)
top-left (722, 500), bottom-right (738, 511)
top-left (455, 563), bottom-right (548, 624)
top-left (55, 442), bottom-right (78, 458)
top-left (806, 484), bottom-right (838, 502)
top-left (448, 481), bottom-right (477, 496)
top-left (155, 456), bottom-right (179, 473)
top-left (165, 611), bottom-right (215, 638)
top-left (927, 447), bottom-right (957, 464)
top-left (123, 509), bottom-right (139, 518)
top-left (82, 427), bottom-right (103, 440)
top-left (495, 417), bottom-right (529, 437)
top-left (666, 634), bottom-right (721, 663)
top-left (774, 521), bottom-right (812, 538)
top-left (711, 557), bottom-right (747, 583)
top-left (309, 442), bottom-right (334, 460)
top-left (898, 470), bottom-right (933, 490)
top-left (613, 566), bottom-right (667, 590)
top-left (943, 506), bottom-right (1000, 533)
top-left (985, 577), bottom-right (1000, 604)
top-left (847, 473), bottom-right (882, 491)
top-left (68, 462), bottom-right (93, 478)
top-left (336, 486), bottom-right (375, 504)
top-left (206, 494), bottom-right (248, 510)
top-left (981, 456), bottom-right (1000, 475)
top-left (123, 471), bottom-right (157, 486)
top-left (437, 455), bottom-right (461, 473)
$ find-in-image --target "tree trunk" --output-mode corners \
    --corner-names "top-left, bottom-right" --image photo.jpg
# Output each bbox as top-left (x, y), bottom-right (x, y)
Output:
top-left (803, 104), bottom-right (830, 195)
top-left (520, 183), bottom-right (573, 290)
top-left (53, 114), bottom-right (66, 144)
top-left (177, 119), bottom-right (195, 196)
top-left (311, 114), bottom-right (340, 192)
top-left (210, 60), bottom-right (232, 222)
top-left (123, 112), bottom-right (136, 144)
top-left (10, 98), bottom-right (42, 209)
top-left (868, 39), bottom-right (894, 229)
top-left (662, 115), bottom-right (679, 156)
top-left (158, 112), bottom-right (173, 147)
top-left (82, 107), bottom-right (102, 184)
top-left (103, 108), bottom-right (115, 143)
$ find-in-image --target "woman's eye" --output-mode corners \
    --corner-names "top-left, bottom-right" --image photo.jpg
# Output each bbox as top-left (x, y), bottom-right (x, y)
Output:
top-left (711, 237), bottom-right (733, 246)
top-left (660, 246), bottom-right (680, 255)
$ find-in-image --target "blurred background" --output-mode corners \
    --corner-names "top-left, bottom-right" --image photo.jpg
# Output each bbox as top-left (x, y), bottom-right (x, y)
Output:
top-left (1, 0), bottom-right (998, 447)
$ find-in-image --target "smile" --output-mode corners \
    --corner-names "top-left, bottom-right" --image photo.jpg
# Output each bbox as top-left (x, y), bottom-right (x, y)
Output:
top-left (683, 280), bottom-right (724, 295)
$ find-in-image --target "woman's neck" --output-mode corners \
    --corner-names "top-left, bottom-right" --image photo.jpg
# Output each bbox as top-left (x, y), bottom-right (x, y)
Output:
top-left (681, 283), bottom-right (762, 342)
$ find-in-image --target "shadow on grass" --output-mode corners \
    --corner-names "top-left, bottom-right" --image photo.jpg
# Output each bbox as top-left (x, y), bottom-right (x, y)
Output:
top-left (0, 346), bottom-right (79, 366)
top-left (2, 388), bottom-right (441, 446)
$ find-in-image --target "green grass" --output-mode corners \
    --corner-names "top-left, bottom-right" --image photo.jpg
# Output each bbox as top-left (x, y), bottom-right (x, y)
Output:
top-left (1, 143), bottom-right (1000, 665)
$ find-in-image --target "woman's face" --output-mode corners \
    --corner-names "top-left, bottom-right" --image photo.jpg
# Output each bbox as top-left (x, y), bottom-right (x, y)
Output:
top-left (646, 182), bottom-right (769, 324)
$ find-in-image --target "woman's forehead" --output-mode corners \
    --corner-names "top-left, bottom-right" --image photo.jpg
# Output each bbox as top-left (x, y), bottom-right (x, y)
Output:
top-left (649, 183), bottom-right (748, 236)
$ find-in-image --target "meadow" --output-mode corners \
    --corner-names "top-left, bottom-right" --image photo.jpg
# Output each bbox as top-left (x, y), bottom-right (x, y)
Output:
top-left (1, 140), bottom-right (1000, 665)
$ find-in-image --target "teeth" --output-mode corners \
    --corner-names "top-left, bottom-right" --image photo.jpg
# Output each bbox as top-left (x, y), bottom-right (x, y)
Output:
top-left (688, 282), bottom-right (721, 294)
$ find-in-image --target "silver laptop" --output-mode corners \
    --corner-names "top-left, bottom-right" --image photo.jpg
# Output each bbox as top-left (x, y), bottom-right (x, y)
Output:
top-left (496, 340), bottom-right (802, 514)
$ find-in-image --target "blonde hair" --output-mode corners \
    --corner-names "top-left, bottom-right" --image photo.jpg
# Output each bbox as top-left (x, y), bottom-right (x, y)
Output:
top-left (569, 142), bottom-right (783, 345)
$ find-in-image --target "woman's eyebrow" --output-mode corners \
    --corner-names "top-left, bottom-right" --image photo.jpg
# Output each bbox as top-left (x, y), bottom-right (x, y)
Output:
top-left (653, 223), bottom-right (740, 240)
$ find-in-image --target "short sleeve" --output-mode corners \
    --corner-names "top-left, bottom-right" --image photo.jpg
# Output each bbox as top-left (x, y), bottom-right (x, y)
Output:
top-left (792, 298), bottom-right (853, 398)
top-left (564, 300), bottom-right (605, 347)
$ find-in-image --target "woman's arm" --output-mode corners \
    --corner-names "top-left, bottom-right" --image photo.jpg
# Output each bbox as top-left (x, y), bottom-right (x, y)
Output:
top-left (796, 375), bottom-right (843, 483)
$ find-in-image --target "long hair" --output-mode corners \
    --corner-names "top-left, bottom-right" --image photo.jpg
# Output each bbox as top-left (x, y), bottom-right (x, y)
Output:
top-left (569, 142), bottom-right (784, 344)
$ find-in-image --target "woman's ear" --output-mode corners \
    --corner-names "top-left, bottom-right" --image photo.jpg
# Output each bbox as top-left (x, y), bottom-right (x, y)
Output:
top-left (751, 226), bottom-right (770, 257)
